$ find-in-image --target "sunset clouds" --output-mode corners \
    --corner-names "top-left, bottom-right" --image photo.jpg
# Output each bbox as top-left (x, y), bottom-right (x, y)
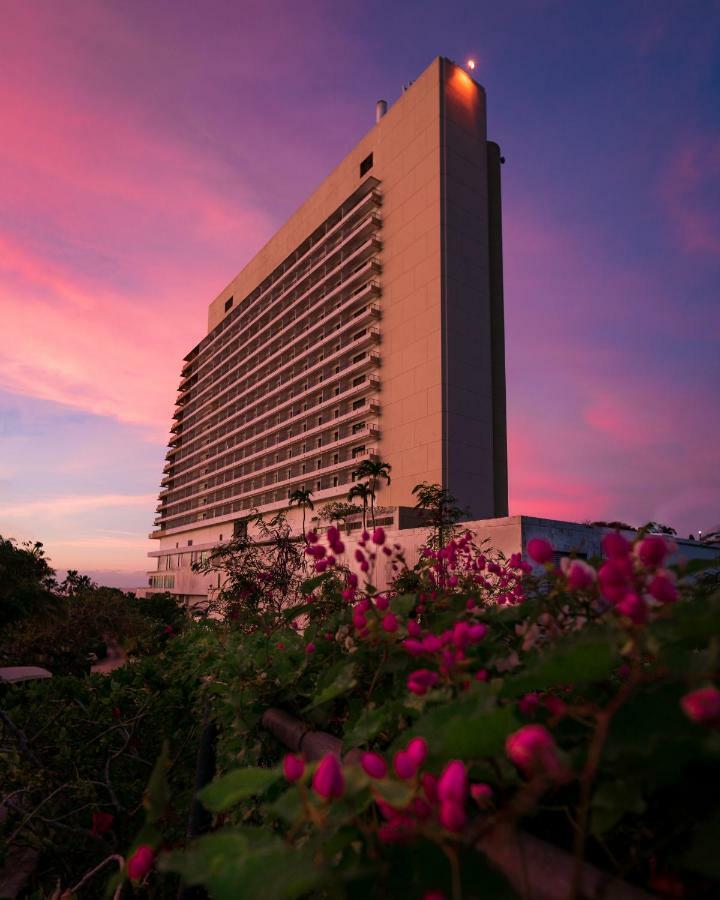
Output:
top-left (1, 1), bottom-right (718, 581)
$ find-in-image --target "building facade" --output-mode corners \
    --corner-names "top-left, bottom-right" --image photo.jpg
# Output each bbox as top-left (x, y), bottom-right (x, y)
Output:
top-left (147, 57), bottom-right (508, 602)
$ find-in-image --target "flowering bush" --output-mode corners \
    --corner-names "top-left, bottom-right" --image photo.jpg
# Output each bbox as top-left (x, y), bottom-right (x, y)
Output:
top-left (5, 525), bottom-right (719, 898)
top-left (161, 528), bottom-right (720, 899)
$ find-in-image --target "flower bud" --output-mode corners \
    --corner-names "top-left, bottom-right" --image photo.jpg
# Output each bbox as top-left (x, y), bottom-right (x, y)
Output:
top-left (681, 685), bottom-right (720, 726)
top-left (127, 844), bottom-right (154, 880)
top-left (527, 538), bottom-right (553, 564)
top-left (282, 753), bottom-right (305, 782)
top-left (437, 760), bottom-right (468, 805)
top-left (361, 752), bottom-right (388, 779)
top-left (406, 737), bottom-right (428, 767)
top-left (312, 754), bottom-right (345, 799)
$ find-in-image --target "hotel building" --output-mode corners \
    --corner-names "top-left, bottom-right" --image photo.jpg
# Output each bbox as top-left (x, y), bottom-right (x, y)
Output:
top-left (147, 56), bottom-right (508, 601)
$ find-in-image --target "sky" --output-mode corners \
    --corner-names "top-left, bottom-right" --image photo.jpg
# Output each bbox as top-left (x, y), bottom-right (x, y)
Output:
top-left (0, 0), bottom-right (718, 587)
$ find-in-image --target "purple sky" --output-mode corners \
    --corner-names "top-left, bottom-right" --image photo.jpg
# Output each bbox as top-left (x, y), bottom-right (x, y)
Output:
top-left (1, 1), bottom-right (718, 586)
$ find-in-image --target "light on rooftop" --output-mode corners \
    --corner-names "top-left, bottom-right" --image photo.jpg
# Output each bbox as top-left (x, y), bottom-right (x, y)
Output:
top-left (466, 58), bottom-right (477, 71)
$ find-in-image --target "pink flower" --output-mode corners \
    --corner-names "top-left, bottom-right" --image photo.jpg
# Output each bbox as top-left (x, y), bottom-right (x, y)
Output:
top-left (518, 692), bottom-right (540, 717)
top-left (421, 772), bottom-right (438, 803)
top-left (406, 737), bottom-right (428, 767)
top-left (424, 892), bottom-right (446, 900)
top-left (305, 642), bottom-right (316, 654)
top-left (394, 749), bottom-right (418, 780)
top-left (438, 760), bottom-right (468, 808)
top-left (306, 530), bottom-right (319, 544)
top-left (375, 595), bottom-right (389, 610)
top-left (636, 535), bottom-right (671, 568)
top-left (506, 725), bottom-right (564, 780)
top-left (468, 623), bottom-right (488, 642)
top-left (647, 573), bottom-right (678, 604)
top-left (615, 592), bottom-right (647, 625)
top-left (361, 752), bottom-right (388, 779)
top-left (127, 844), bottom-right (154, 880)
top-left (91, 810), bottom-right (114, 836)
top-left (312, 754), bottom-right (345, 799)
top-left (372, 526), bottom-right (386, 545)
top-left (470, 783), bottom-right (493, 807)
top-left (282, 753), bottom-right (305, 782)
top-left (382, 613), bottom-right (398, 633)
top-left (439, 799), bottom-right (466, 832)
top-left (681, 686), bottom-right (720, 726)
top-left (598, 558), bottom-right (633, 604)
top-left (562, 558), bottom-right (596, 590)
top-left (407, 669), bottom-right (439, 695)
top-left (527, 538), bottom-right (553, 564)
top-left (602, 531), bottom-right (631, 559)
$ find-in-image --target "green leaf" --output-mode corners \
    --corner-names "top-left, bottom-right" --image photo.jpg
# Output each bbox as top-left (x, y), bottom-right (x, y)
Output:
top-left (391, 594), bottom-right (417, 617)
top-left (144, 740), bottom-right (170, 824)
top-left (590, 779), bottom-right (645, 836)
top-left (163, 830), bottom-right (329, 900)
top-left (301, 573), bottom-right (331, 596)
top-left (304, 662), bottom-right (357, 710)
top-left (343, 704), bottom-right (394, 748)
top-left (372, 778), bottom-right (416, 810)
top-left (501, 631), bottom-right (617, 698)
top-left (198, 767), bottom-right (279, 812)
top-left (396, 688), bottom-right (518, 761)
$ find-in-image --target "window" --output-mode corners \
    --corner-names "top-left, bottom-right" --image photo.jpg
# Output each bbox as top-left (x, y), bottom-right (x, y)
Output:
top-left (353, 422), bottom-right (365, 433)
top-left (353, 398), bottom-right (366, 410)
top-left (360, 153), bottom-right (373, 177)
top-left (187, 539), bottom-right (193, 546)
top-left (333, 431), bottom-right (339, 442)
top-left (316, 437), bottom-right (322, 448)
top-left (352, 445), bottom-right (366, 458)
top-left (316, 458), bottom-right (322, 470)
top-left (333, 476), bottom-right (338, 487)
top-left (224, 296), bottom-right (234, 312)
top-left (353, 375), bottom-right (365, 387)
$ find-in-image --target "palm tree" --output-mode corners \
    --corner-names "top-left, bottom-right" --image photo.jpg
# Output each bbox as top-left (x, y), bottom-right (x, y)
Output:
top-left (288, 488), bottom-right (314, 540)
top-left (352, 459), bottom-right (391, 527)
top-left (347, 482), bottom-right (371, 532)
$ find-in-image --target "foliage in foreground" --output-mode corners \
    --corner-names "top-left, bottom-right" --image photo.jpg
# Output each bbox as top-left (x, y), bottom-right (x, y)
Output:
top-left (1, 526), bottom-right (719, 899)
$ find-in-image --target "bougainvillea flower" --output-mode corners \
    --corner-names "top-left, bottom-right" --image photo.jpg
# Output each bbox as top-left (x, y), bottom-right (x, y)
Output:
top-left (506, 725), bottom-right (565, 780)
top-left (407, 669), bottom-right (439, 695)
top-left (562, 558), bottom-right (597, 590)
top-left (439, 799), bottom-right (467, 832)
top-left (127, 845), bottom-right (154, 880)
top-left (647, 573), bottom-right (678, 604)
top-left (615, 592), bottom-right (648, 625)
top-left (394, 749), bottom-right (418, 780)
top-left (282, 753), bottom-right (305, 782)
top-left (602, 531), bottom-right (632, 559)
top-left (470, 783), bottom-right (493, 807)
top-left (635, 535), bottom-right (672, 568)
top-left (361, 752), bottom-right (388, 779)
top-left (681, 685), bottom-right (720, 726)
top-left (406, 737), bottom-right (428, 767)
top-left (312, 754), bottom-right (345, 799)
top-left (437, 760), bottom-right (468, 805)
top-left (527, 538), bottom-right (553, 564)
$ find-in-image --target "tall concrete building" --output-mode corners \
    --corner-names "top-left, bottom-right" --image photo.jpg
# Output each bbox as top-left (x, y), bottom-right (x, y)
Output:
top-left (147, 56), bottom-right (508, 601)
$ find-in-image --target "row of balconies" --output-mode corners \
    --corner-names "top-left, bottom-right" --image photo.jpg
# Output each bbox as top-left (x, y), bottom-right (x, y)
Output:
top-left (172, 337), bottom-right (379, 457)
top-left (162, 372), bottom-right (379, 479)
top-left (174, 286), bottom-right (380, 436)
top-left (178, 248), bottom-right (381, 414)
top-left (155, 445), bottom-right (378, 530)
top-left (168, 329), bottom-right (381, 459)
top-left (180, 212), bottom-right (381, 389)
top-left (160, 414), bottom-right (380, 512)
top-left (184, 185), bottom-right (380, 375)
top-left (160, 404), bottom-right (380, 505)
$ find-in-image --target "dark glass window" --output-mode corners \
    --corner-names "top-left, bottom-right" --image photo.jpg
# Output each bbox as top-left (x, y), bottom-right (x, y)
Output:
top-left (360, 153), bottom-right (373, 177)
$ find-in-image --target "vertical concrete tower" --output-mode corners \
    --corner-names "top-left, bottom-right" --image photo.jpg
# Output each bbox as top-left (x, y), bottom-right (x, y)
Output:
top-left (147, 57), bottom-right (507, 602)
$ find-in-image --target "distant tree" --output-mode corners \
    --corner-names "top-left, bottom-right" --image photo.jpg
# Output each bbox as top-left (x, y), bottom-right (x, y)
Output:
top-left (412, 482), bottom-right (465, 550)
top-left (347, 482), bottom-right (372, 531)
top-left (353, 459), bottom-right (391, 527)
top-left (192, 511), bottom-right (308, 628)
top-left (0, 536), bottom-right (59, 627)
top-left (288, 488), bottom-right (314, 540)
top-left (638, 521), bottom-right (677, 536)
top-left (59, 569), bottom-right (97, 596)
top-left (319, 501), bottom-right (361, 534)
